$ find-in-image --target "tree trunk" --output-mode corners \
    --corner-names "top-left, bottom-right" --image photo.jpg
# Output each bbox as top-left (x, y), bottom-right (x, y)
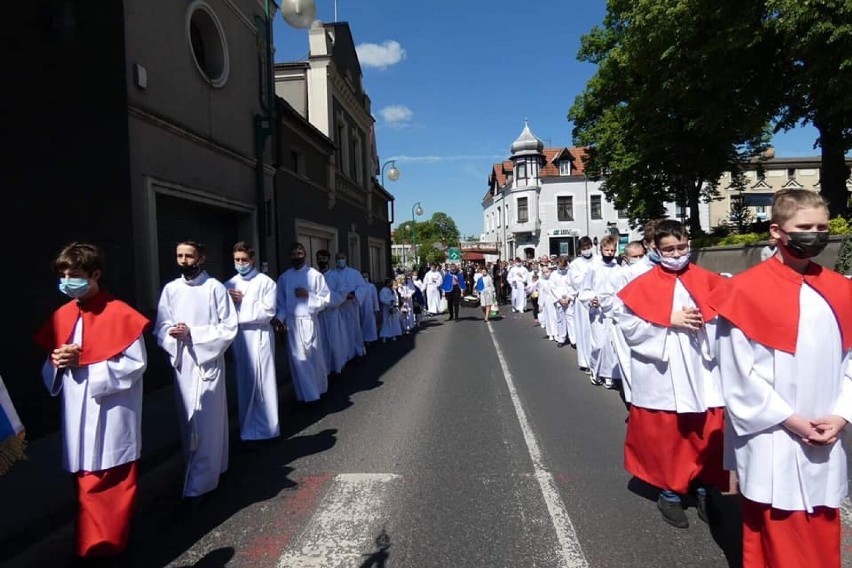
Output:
top-left (687, 180), bottom-right (704, 236)
top-left (815, 119), bottom-right (851, 219)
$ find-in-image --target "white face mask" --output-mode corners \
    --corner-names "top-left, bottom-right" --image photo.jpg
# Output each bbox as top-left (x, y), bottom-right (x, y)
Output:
top-left (581, 249), bottom-right (593, 259)
top-left (659, 253), bottom-right (690, 272)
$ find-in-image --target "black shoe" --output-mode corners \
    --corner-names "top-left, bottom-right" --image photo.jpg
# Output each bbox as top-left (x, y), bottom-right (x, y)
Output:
top-left (657, 495), bottom-right (688, 528)
top-left (695, 490), bottom-right (709, 524)
top-left (557, 342), bottom-right (565, 348)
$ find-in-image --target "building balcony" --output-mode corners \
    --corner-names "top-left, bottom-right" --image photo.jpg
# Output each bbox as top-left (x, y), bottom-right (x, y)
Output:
top-left (508, 218), bottom-right (541, 235)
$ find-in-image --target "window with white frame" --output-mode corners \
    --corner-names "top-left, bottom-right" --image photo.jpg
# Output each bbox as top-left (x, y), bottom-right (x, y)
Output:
top-left (590, 195), bottom-right (602, 220)
top-left (295, 219), bottom-right (337, 268)
top-left (557, 196), bottom-right (573, 221)
top-left (516, 160), bottom-right (527, 180)
top-left (559, 160), bottom-right (571, 176)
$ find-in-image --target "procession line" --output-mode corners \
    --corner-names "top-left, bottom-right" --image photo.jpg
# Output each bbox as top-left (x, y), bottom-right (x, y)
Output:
top-left (486, 322), bottom-right (590, 568)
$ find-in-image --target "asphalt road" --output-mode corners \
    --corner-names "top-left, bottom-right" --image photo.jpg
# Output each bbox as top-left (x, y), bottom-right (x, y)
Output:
top-left (8, 305), bottom-right (852, 567)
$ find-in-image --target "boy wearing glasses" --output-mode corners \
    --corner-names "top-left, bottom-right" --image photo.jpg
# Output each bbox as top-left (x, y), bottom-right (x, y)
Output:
top-left (710, 189), bottom-right (851, 568)
top-left (616, 220), bottom-right (727, 529)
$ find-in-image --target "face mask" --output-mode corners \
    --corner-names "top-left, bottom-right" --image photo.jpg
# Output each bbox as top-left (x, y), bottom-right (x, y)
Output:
top-left (336, 259), bottom-right (347, 269)
top-left (660, 253), bottom-right (690, 272)
top-left (781, 230), bottom-right (829, 259)
top-left (58, 277), bottom-right (90, 299)
top-left (179, 264), bottom-right (201, 279)
top-left (363, 276), bottom-right (370, 283)
top-left (235, 263), bottom-right (252, 276)
top-left (559, 268), bottom-right (568, 274)
top-left (647, 249), bottom-right (661, 265)
top-left (581, 249), bottom-right (593, 259)
top-left (601, 254), bottom-right (615, 264)
top-left (625, 257), bottom-right (643, 266)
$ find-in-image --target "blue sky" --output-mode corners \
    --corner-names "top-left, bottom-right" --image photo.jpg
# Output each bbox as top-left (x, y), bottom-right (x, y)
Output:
top-left (274, 0), bottom-right (823, 238)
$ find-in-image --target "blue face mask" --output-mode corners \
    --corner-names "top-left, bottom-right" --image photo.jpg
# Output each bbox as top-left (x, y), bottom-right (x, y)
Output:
top-left (235, 263), bottom-right (252, 276)
top-left (336, 259), bottom-right (347, 269)
top-left (647, 249), bottom-right (661, 265)
top-left (58, 277), bottom-right (90, 299)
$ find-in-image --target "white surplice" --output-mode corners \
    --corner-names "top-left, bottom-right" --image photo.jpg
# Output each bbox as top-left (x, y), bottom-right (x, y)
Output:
top-left (399, 282), bottom-right (416, 332)
top-left (379, 287), bottom-right (402, 338)
top-left (549, 269), bottom-right (575, 344)
top-left (225, 269), bottom-right (279, 441)
top-left (507, 264), bottom-right (530, 312)
top-left (537, 277), bottom-right (560, 340)
top-left (316, 268), bottom-right (349, 374)
top-left (578, 259), bottom-right (623, 381)
top-left (611, 259), bottom-right (654, 402)
top-left (616, 278), bottom-right (723, 413)
top-left (276, 266), bottom-right (330, 402)
top-left (42, 324), bottom-right (147, 473)
top-left (360, 280), bottom-right (380, 343)
top-left (325, 266), bottom-right (368, 361)
top-left (155, 272), bottom-right (238, 497)
top-left (717, 285), bottom-right (852, 512)
top-left (424, 269), bottom-right (443, 314)
top-left (569, 256), bottom-right (595, 368)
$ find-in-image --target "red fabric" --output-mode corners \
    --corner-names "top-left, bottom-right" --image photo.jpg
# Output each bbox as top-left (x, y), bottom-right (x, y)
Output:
top-left (76, 461), bottom-right (138, 557)
top-left (34, 290), bottom-right (149, 365)
top-left (624, 406), bottom-right (728, 494)
top-left (617, 263), bottom-right (724, 328)
top-left (707, 257), bottom-right (852, 354)
top-left (742, 497), bottom-right (840, 568)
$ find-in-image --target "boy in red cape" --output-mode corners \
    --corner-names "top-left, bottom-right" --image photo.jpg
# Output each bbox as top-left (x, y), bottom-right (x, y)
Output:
top-left (616, 219), bottom-right (728, 529)
top-left (33, 243), bottom-right (149, 562)
top-left (709, 189), bottom-right (852, 568)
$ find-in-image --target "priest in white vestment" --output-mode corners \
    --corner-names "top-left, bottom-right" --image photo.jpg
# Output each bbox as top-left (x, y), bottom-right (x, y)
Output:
top-left (275, 243), bottom-right (331, 402)
top-left (225, 242), bottom-right (279, 441)
top-left (325, 252), bottom-right (368, 361)
top-left (155, 241), bottom-right (238, 499)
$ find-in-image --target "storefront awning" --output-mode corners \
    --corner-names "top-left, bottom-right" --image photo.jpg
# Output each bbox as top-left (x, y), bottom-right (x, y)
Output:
top-left (463, 252), bottom-right (485, 261)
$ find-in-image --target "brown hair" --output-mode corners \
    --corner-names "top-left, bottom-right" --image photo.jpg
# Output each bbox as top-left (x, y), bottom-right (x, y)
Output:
top-left (54, 242), bottom-right (103, 275)
top-left (771, 189), bottom-right (828, 225)
top-left (653, 219), bottom-right (687, 246)
top-left (233, 241), bottom-right (255, 259)
top-left (601, 234), bottom-right (619, 249)
top-left (177, 239), bottom-right (205, 257)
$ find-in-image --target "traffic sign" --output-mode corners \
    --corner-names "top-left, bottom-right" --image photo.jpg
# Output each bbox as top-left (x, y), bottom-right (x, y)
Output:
top-left (447, 247), bottom-right (461, 261)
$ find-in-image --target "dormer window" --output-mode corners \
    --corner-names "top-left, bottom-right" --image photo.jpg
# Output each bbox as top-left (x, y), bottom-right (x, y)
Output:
top-left (559, 160), bottom-right (571, 176)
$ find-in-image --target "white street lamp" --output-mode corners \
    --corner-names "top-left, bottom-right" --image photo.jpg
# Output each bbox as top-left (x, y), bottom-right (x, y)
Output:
top-left (280, 0), bottom-right (317, 28)
top-left (382, 159), bottom-right (400, 186)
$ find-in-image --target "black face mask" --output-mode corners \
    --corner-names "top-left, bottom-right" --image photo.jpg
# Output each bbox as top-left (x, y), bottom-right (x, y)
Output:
top-left (782, 231), bottom-right (829, 259)
top-left (179, 264), bottom-right (201, 279)
top-left (317, 260), bottom-right (329, 271)
top-left (601, 254), bottom-right (615, 264)
top-left (291, 257), bottom-right (305, 268)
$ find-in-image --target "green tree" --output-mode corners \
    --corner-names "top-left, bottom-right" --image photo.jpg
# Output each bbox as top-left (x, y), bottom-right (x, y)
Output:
top-left (569, 0), bottom-right (780, 234)
top-left (766, 0), bottom-right (852, 220)
top-left (392, 212), bottom-right (460, 266)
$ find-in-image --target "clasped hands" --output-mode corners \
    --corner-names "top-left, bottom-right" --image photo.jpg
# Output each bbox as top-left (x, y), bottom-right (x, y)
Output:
top-left (784, 414), bottom-right (847, 446)
top-left (168, 322), bottom-right (190, 339)
top-left (51, 343), bottom-right (81, 369)
top-left (671, 306), bottom-right (703, 331)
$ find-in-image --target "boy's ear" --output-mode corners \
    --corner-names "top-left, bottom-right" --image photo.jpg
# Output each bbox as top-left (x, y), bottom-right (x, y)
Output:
top-left (91, 269), bottom-right (102, 282)
top-left (768, 223), bottom-right (784, 241)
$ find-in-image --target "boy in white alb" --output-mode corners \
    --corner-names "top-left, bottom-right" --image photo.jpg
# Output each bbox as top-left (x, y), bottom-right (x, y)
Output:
top-left (569, 237), bottom-right (596, 370)
top-left (710, 190), bottom-right (852, 568)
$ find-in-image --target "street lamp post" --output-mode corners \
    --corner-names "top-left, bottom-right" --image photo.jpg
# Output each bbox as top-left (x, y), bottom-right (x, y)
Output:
top-left (255, 0), bottom-right (316, 272)
top-left (381, 159), bottom-right (400, 187)
top-left (411, 202), bottom-right (424, 267)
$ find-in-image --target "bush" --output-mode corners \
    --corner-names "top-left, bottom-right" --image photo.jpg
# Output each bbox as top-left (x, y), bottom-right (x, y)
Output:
top-left (829, 216), bottom-right (850, 235)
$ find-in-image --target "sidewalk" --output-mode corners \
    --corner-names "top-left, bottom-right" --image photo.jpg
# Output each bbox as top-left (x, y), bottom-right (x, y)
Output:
top-left (0, 365), bottom-right (295, 563)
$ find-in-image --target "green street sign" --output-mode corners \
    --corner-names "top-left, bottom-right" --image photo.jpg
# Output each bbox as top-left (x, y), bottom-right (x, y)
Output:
top-left (447, 247), bottom-right (461, 261)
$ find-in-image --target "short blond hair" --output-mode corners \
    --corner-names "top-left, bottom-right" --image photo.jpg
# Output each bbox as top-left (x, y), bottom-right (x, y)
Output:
top-left (771, 189), bottom-right (828, 225)
top-left (601, 234), bottom-right (619, 249)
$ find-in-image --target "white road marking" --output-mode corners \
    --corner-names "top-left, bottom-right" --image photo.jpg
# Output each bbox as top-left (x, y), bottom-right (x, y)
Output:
top-left (486, 322), bottom-right (590, 568)
top-left (841, 497), bottom-right (852, 527)
top-left (277, 473), bottom-right (399, 568)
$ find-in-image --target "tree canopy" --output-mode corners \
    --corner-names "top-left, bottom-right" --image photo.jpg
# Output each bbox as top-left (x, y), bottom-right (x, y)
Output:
top-left (570, 0), bottom-right (852, 230)
top-left (393, 211), bottom-right (460, 266)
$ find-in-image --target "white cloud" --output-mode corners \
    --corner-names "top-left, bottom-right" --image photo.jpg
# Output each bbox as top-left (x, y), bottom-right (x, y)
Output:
top-left (356, 40), bottom-right (406, 69)
top-left (379, 105), bottom-right (414, 128)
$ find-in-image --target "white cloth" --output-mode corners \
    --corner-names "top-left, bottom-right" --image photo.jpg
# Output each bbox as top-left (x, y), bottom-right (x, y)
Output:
top-left (276, 266), bottom-right (330, 402)
top-left (379, 287), bottom-right (402, 338)
top-left (537, 277), bottom-right (560, 340)
top-left (478, 275), bottom-right (496, 307)
top-left (549, 269), bottom-right (574, 344)
top-left (717, 285), bottom-right (852, 512)
top-left (615, 278), bottom-right (723, 412)
top-left (578, 260), bottom-right (623, 380)
top-left (424, 270), bottom-right (443, 314)
top-left (399, 282), bottom-right (416, 331)
top-left (507, 265), bottom-right (530, 312)
top-left (155, 272), bottom-right (238, 497)
top-left (569, 256), bottom-right (595, 368)
top-left (325, 266), bottom-right (368, 361)
top-left (360, 281), bottom-right (380, 343)
top-left (42, 325), bottom-right (146, 474)
top-left (225, 269), bottom-right (279, 441)
top-left (316, 269), bottom-right (348, 374)
top-left (611, 259), bottom-right (653, 402)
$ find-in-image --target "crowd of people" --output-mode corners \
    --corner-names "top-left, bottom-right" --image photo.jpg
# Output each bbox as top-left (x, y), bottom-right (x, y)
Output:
top-left (8, 188), bottom-right (851, 567)
top-left (459, 189), bottom-right (852, 567)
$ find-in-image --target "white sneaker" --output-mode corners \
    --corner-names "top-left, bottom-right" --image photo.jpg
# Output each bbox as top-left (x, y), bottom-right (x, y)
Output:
top-left (604, 378), bottom-right (614, 389)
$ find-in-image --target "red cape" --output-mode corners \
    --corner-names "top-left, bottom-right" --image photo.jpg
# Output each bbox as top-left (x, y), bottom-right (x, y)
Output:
top-left (707, 257), bottom-right (852, 354)
top-left (617, 263), bottom-right (723, 328)
top-left (34, 290), bottom-right (150, 365)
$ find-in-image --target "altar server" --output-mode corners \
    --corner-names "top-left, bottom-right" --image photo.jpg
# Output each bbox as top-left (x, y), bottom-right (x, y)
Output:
top-left (506, 258), bottom-right (530, 313)
top-left (360, 272), bottom-right (380, 344)
top-left (569, 237), bottom-right (596, 371)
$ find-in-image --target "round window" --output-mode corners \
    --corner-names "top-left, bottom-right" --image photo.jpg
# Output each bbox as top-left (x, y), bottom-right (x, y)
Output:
top-left (186, 2), bottom-right (229, 87)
